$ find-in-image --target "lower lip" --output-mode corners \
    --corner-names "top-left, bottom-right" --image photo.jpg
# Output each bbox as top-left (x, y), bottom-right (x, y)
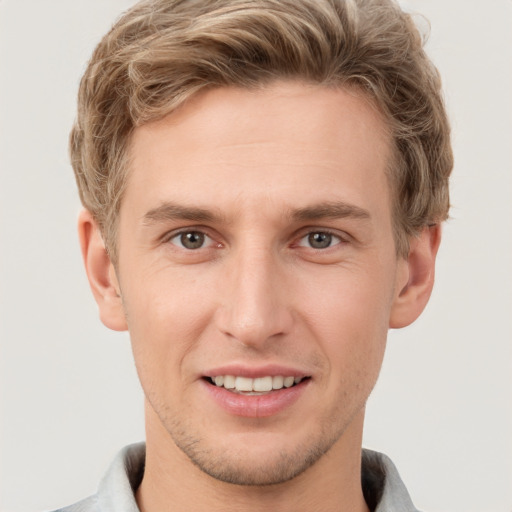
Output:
top-left (202, 379), bottom-right (309, 418)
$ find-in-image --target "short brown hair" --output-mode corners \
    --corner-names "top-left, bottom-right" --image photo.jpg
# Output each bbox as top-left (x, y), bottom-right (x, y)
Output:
top-left (70, 0), bottom-right (453, 262)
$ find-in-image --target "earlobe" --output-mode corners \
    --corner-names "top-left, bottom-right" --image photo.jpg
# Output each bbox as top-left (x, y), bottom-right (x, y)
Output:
top-left (389, 224), bottom-right (442, 329)
top-left (78, 209), bottom-right (128, 331)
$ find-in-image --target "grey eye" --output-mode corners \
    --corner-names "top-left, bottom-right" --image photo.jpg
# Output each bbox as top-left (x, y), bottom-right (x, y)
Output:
top-left (173, 231), bottom-right (207, 249)
top-left (307, 232), bottom-right (333, 249)
top-left (298, 231), bottom-right (342, 250)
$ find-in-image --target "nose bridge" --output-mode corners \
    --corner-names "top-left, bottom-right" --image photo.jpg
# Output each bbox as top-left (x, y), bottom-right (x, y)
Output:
top-left (216, 240), bottom-right (292, 346)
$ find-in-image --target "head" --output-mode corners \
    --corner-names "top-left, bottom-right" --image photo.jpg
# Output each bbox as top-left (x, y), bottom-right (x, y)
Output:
top-left (70, 0), bottom-right (452, 265)
top-left (72, 0), bottom-right (453, 496)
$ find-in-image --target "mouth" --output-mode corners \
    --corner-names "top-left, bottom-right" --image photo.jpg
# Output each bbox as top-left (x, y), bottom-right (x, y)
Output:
top-left (204, 375), bottom-right (310, 395)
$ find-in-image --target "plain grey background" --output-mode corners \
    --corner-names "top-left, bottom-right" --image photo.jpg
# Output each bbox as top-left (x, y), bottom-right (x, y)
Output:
top-left (1, 1), bottom-right (511, 511)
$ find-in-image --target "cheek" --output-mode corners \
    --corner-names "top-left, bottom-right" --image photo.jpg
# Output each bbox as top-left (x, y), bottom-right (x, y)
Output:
top-left (124, 262), bottom-right (216, 328)
top-left (121, 271), bottom-right (217, 378)
top-left (302, 267), bottom-right (394, 333)
top-left (299, 267), bottom-right (393, 376)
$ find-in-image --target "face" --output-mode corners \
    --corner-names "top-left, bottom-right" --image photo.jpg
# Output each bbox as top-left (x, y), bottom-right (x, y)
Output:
top-left (111, 82), bottom-right (409, 485)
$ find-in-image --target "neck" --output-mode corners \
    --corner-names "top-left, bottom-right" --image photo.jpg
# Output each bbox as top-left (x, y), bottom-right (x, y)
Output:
top-left (136, 403), bottom-right (370, 512)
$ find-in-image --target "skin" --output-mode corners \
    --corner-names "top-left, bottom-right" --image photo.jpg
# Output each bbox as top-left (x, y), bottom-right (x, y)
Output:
top-left (80, 82), bottom-right (440, 512)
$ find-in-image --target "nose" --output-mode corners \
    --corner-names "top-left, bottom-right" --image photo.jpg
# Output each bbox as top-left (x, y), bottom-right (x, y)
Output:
top-left (214, 245), bottom-right (293, 348)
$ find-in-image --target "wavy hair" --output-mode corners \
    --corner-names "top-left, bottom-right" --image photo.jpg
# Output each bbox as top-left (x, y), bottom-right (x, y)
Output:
top-left (70, 0), bottom-right (453, 262)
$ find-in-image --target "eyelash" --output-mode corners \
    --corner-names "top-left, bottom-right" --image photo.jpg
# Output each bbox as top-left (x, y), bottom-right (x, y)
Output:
top-left (165, 229), bottom-right (219, 250)
top-left (163, 228), bottom-right (348, 251)
top-left (295, 230), bottom-right (345, 250)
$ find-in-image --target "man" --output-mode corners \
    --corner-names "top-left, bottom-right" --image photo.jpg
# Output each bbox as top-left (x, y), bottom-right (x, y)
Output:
top-left (61, 0), bottom-right (452, 510)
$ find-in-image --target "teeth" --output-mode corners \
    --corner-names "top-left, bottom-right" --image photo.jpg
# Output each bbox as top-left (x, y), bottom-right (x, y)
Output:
top-left (272, 375), bottom-right (284, 389)
top-left (283, 376), bottom-right (295, 388)
top-left (211, 375), bottom-right (304, 393)
top-left (224, 375), bottom-right (235, 389)
top-left (235, 376), bottom-right (253, 392)
top-left (253, 376), bottom-right (273, 392)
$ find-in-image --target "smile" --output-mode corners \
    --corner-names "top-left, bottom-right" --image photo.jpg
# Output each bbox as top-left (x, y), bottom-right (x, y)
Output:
top-left (207, 375), bottom-right (307, 394)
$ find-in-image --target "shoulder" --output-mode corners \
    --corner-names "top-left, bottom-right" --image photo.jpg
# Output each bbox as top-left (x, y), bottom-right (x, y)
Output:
top-left (362, 449), bottom-right (421, 512)
top-left (49, 443), bottom-right (145, 512)
top-left (51, 495), bottom-right (98, 512)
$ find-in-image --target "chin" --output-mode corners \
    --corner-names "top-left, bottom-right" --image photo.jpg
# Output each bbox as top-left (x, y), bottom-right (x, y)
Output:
top-left (182, 443), bottom-right (327, 486)
top-left (168, 420), bottom-right (344, 486)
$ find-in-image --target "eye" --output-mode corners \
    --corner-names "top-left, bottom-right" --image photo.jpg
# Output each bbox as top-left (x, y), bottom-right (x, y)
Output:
top-left (169, 230), bottom-right (212, 250)
top-left (298, 231), bottom-right (342, 249)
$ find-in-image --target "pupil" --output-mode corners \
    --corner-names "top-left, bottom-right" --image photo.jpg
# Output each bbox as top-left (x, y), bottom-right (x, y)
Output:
top-left (181, 231), bottom-right (204, 249)
top-left (309, 232), bottom-right (331, 249)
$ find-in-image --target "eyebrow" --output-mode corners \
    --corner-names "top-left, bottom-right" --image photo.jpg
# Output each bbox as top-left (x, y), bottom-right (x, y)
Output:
top-left (142, 203), bottom-right (222, 225)
top-left (290, 201), bottom-right (371, 222)
top-left (142, 200), bottom-right (370, 226)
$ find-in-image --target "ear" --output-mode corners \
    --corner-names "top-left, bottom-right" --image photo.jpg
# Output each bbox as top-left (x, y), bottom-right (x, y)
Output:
top-left (78, 209), bottom-right (128, 331)
top-left (389, 224), bottom-right (442, 329)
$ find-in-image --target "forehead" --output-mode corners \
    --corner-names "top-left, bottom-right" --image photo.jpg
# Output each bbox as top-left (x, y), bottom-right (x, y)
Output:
top-left (125, 82), bottom-right (392, 219)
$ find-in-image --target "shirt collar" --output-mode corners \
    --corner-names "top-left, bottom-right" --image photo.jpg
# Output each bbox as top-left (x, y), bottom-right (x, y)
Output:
top-left (95, 443), bottom-right (419, 512)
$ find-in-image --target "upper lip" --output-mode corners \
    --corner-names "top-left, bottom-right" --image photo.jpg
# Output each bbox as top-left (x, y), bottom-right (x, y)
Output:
top-left (203, 364), bottom-right (311, 379)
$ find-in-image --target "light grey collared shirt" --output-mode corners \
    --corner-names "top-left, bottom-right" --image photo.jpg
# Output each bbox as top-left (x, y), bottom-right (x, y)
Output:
top-left (54, 443), bottom-right (420, 512)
